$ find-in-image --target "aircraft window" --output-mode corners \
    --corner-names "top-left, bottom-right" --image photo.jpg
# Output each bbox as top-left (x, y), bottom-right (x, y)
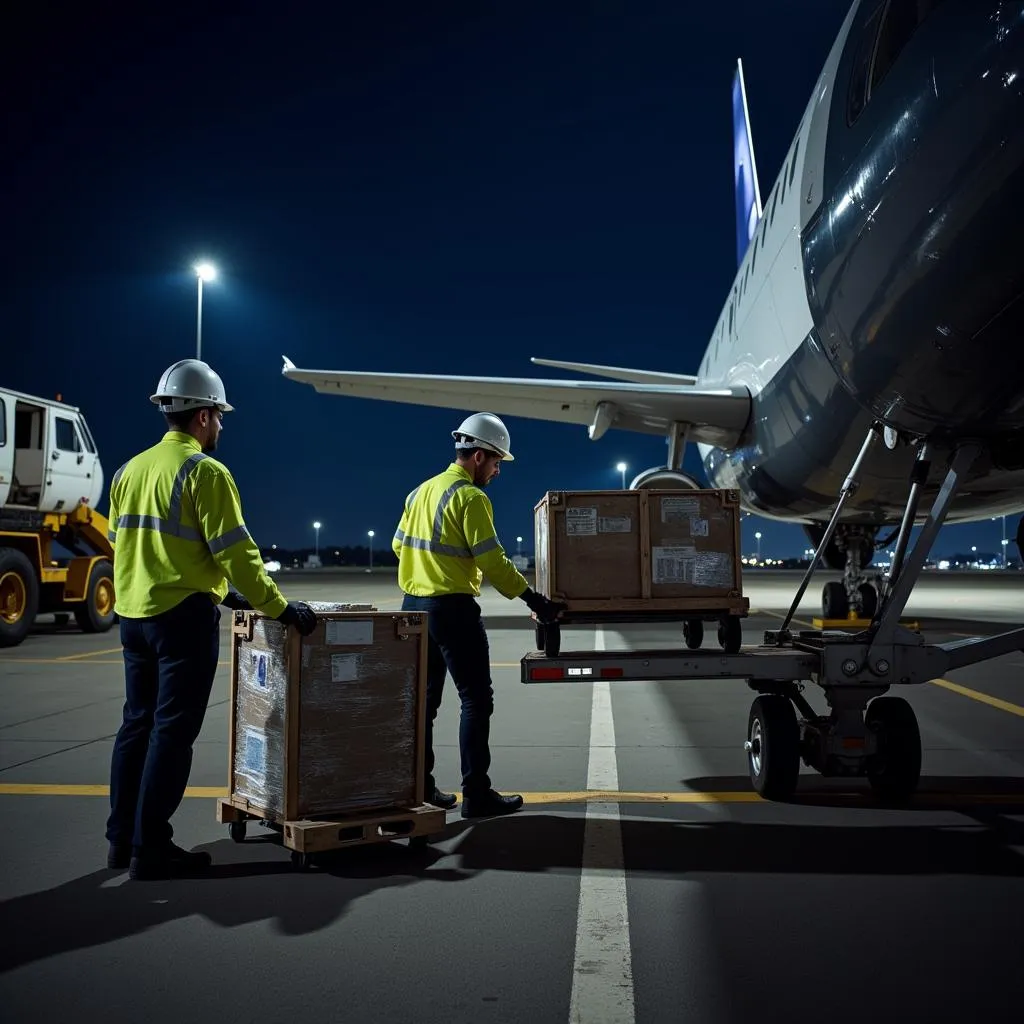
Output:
top-left (847, 2), bottom-right (885, 125)
top-left (55, 417), bottom-right (82, 453)
top-left (0, 398), bottom-right (5, 446)
top-left (871, 0), bottom-right (948, 95)
top-left (788, 135), bottom-right (801, 189)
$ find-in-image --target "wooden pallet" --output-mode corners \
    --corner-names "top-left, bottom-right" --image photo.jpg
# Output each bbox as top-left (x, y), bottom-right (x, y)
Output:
top-left (216, 798), bottom-right (448, 869)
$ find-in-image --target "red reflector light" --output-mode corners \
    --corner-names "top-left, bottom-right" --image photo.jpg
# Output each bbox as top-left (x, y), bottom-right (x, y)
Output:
top-left (601, 667), bottom-right (624, 678)
top-left (530, 667), bottom-right (565, 680)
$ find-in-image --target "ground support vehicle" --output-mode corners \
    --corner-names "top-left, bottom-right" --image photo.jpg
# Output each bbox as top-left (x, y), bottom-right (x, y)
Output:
top-left (0, 387), bottom-right (115, 647)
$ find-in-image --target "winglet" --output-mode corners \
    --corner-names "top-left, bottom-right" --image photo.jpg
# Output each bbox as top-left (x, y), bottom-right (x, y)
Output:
top-left (282, 355), bottom-right (296, 373)
top-left (732, 57), bottom-right (763, 266)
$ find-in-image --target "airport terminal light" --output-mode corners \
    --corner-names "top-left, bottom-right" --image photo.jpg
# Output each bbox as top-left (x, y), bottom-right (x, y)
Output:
top-left (616, 462), bottom-right (627, 488)
top-left (517, 535), bottom-right (523, 557)
top-left (368, 530), bottom-right (375, 571)
top-left (755, 531), bottom-right (762, 561)
top-left (193, 261), bottom-right (217, 360)
top-left (313, 520), bottom-right (321, 557)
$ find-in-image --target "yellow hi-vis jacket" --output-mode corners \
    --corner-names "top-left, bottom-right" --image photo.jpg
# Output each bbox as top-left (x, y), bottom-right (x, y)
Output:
top-left (393, 463), bottom-right (529, 600)
top-left (107, 431), bottom-right (289, 619)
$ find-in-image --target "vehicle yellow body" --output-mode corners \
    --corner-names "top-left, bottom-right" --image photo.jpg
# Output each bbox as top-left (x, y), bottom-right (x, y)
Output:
top-left (0, 387), bottom-right (117, 648)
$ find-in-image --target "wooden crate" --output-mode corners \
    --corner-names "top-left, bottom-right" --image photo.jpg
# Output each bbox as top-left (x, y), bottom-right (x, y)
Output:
top-left (533, 488), bottom-right (748, 616)
top-left (223, 604), bottom-right (430, 825)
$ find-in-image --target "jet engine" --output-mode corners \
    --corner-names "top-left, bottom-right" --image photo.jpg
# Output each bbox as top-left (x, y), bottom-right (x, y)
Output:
top-left (629, 467), bottom-right (703, 490)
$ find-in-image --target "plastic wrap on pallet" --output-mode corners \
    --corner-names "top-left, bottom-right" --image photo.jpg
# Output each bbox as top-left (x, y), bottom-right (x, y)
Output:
top-left (231, 605), bottom-right (423, 821)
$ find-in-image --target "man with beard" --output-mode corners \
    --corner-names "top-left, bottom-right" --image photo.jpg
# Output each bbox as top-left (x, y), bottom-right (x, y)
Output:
top-left (104, 358), bottom-right (317, 880)
top-left (394, 411), bottom-right (565, 818)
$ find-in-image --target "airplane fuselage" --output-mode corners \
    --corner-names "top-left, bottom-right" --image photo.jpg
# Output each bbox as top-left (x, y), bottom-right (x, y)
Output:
top-left (698, 0), bottom-right (1024, 527)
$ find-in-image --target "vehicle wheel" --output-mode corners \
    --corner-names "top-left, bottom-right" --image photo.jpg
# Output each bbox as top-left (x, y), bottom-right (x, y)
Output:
top-left (0, 548), bottom-right (39, 649)
top-left (290, 850), bottom-right (314, 871)
top-left (683, 619), bottom-right (703, 650)
top-left (822, 580), bottom-right (849, 619)
top-left (865, 696), bottom-right (921, 801)
top-left (543, 622), bottom-right (561, 658)
top-left (857, 582), bottom-right (878, 620)
top-left (74, 559), bottom-right (116, 633)
top-left (717, 616), bottom-right (742, 653)
top-left (746, 694), bottom-right (800, 800)
top-left (228, 820), bottom-right (247, 843)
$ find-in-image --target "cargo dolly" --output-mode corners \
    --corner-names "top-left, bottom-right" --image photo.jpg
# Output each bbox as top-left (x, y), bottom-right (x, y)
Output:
top-left (523, 428), bottom-right (1024, 801)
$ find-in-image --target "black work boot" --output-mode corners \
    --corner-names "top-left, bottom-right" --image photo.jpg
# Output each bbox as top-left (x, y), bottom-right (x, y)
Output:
top-left (461, 789), bottom-right (524, 819)
top-left (107, 843), bottom-right (132, 870)
top-left (428, 788), bottom-right (458, 810)
top-left (129, 843), bottom-right (213, 881)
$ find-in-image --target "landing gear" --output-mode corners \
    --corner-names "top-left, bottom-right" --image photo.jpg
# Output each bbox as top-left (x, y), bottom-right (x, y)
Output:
top-left (755, 424), bottom-right (1010, 801)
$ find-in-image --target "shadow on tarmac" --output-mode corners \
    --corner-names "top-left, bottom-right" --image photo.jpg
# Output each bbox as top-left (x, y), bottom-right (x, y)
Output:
top-left (2, 790), bottom-right (1022, 975)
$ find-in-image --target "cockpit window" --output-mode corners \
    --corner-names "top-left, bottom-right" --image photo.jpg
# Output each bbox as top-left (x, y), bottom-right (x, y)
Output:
top-left (871, 0), bottom-right (948, 95)
top-left (847, 2), bottom-right (885, 125)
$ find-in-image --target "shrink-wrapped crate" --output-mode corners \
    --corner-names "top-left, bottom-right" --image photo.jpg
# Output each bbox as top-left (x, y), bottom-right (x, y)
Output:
top-left (226, 601), bottom-right (428, 822)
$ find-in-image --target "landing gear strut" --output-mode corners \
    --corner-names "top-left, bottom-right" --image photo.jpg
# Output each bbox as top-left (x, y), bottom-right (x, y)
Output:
top-left (820, 525), bottom-right (880, 620)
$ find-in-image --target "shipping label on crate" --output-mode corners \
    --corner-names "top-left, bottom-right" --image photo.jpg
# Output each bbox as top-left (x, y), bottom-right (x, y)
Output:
top-left (660, 497), bottom-right (701, 523)
top-left (240, 728), bottom-right (267, 781)
top-left (331, 653), bottom-right (360, 682)
top-left (652, 545), bottom-right (697, 585)
top-left (599, 515), bottom-right (632, 533)
top-left (325, 619), bottom-right (374, 645)
top-left (565, 506), bottom-right (598, 536)
top-left (249, 650), bottom-right (270, 689)
top-left (693, 551), bottom-right (735, 588)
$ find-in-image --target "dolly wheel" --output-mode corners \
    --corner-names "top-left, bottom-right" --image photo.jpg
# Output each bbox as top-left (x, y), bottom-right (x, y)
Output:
top-left (746, 695), bottom-right (800, 800)
top-left (865, 696), bottom-right (921, 801)
top-left (718, 615), bottom-right (742, 653)
top-left (544, 622), bottom-right (561, 658)
top-left (228, 820), bottom-right (247, 843)
top-left (683, 619), bottom-right (703, 650)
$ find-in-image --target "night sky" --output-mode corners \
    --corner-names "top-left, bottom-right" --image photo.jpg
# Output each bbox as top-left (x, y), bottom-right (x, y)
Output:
top-left (2, 1), bottom-right (1013, 562)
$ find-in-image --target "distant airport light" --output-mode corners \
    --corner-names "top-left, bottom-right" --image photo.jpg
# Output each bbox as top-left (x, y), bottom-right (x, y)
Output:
top-left (194, 261), bottom-right (217, 281)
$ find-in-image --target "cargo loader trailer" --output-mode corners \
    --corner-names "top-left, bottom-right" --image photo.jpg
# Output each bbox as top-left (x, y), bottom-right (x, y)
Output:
top-left (522, 430), bottom-right (1024, 802)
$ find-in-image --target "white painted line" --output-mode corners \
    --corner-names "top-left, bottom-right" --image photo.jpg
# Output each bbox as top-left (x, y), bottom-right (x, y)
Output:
top-left (569, 625), bottom-right (635, 1024)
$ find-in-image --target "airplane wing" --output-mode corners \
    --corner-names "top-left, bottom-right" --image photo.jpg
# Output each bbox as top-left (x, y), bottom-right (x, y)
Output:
top-left (528, 357), bottom-right (699, 386)
top-left (281, 356), bottom-right (750, 448)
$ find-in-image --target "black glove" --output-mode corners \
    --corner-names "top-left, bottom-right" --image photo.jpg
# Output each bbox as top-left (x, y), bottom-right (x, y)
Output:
top-left (276, 601), bottom-right (318, 636)
top-left (222, 589), bottom-right (252, 611)
top-left (520, 587), bottom-right (567, 625)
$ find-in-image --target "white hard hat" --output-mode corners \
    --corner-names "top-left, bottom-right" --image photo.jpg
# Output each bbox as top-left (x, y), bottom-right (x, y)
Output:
top-left (150, 359), bottom-right (234, 413)
top-left (452, 412), bottom-right (514, 461)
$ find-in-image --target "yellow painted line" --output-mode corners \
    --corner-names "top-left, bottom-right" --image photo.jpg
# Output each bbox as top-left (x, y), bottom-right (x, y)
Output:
top-left (1, 784), bottom-right (1022, 805)
top-left (758, 608), bottom-right (815, 629)
top-left (54, 647), bottom-right (124, 662)
top-left (930, 677), bottom-right (1024, 718)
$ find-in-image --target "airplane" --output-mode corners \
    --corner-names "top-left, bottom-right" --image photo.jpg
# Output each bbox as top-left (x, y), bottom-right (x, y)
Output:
top-left (282, 0), bottom-right (1024, 622)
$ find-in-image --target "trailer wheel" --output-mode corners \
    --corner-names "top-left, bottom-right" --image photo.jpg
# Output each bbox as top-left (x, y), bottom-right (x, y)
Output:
top-left (865, 696), bottom-right (921, 801)
top-left (74, 559), bottom-right (116, 634)
top-left (746, 695), bottom-right (800, 800)
top-left (683, 619), bottom-right (703, 650)
top-left (0, 548), bottom-right (39, 649)
top-left (717, 615), bottom-right (742, 653)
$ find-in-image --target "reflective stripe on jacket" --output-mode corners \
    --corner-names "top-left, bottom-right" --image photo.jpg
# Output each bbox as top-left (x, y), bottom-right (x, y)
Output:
top-left (108, 431), bottom-right (288, 619)
top-left (393, 463), bottom-right (529, 599)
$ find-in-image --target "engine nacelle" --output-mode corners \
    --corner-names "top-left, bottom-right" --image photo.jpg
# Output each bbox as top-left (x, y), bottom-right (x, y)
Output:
top-left (628, 466), bottom-right (703, 490)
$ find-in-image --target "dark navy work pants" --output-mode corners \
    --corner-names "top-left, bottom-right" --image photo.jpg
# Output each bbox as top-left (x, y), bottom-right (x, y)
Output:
top-left (401, 593), bottom-right (494, 797)
top-left (105, 592), bottom-right (220, 852)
